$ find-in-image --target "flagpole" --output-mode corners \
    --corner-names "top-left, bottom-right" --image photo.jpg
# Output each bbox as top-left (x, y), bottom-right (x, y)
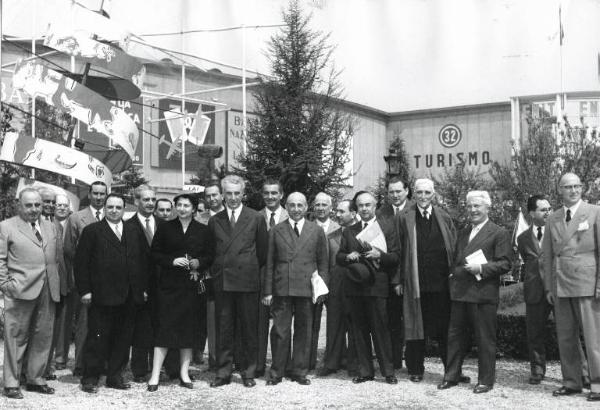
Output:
top-left (242, 24), bottom-right (247, 155)
top-left (181, 8), bottom-right (186, 190)
top-left (31, 0), bottom-right (36, 179)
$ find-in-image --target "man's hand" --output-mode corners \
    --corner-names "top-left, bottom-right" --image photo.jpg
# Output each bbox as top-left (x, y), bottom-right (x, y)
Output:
top-left (316, 294), bottom-right (328, 304)
top-left (81, 293), bottom-right (92, 305)
top-left (188, 259), bottom-right (200, 270)
top-left (173, 257), bottom-right (189, 268)
top-left (346, 251), bottom-right (361, 262)
top-left (363, 248), bottom-right (381, 260)
top-left (464, 263), bottom-right (481, 276)
top-left (394, 284), bottom-right (403, 296)
top-left (546, 291), bottom-right (555, 305)
top-left (262, 295), bottom-right (273, 306)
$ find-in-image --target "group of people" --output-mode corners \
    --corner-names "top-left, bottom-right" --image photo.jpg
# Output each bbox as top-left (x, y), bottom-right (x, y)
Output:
top-left (0, 172), bottom-right (598, 402)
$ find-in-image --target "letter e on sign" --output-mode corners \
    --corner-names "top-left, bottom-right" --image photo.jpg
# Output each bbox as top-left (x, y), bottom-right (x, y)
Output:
top-left (438, 124), bottom-right (462, 148)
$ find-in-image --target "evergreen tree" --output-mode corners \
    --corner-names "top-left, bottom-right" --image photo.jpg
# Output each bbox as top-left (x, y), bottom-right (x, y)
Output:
top-left (235, 0), bottom-right (354, 209)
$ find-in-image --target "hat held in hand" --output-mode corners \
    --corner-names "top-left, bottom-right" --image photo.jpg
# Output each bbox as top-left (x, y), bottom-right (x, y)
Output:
top-left (345, 261), bottom-right (375, 286)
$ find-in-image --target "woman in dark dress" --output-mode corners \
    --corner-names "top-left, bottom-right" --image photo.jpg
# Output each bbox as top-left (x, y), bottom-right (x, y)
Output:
top-left (147, 194), bottom-right (213, 391)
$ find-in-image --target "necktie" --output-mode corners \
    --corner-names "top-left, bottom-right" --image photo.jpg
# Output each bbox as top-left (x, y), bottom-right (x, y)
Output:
top-left (423, 210), bottom-right (429, 220)
top-left (294, 222), bottom-right (300, 237)
top-left (269, 212), bottom-right (276, 229)
top-left (362, 222), bottom-right (368, 231)
top-left (95, 210), bottom-right (101, 221)
top-left (115, 224), bottom-right (122, 241)
top-left (31, 222), bottom-right (43, 243)
top-left (144, 217), bottom-right (153, 245)
top-left (537, 226), bottom-right (543, 242)
top-left (45, 214), bottom-right (52, 222)
top-left (394, 207), bottom-right (398, 216)
top-left (565, 209), bottom-right (571, 223)
top-left (230, 210), bottom-right (236, 229)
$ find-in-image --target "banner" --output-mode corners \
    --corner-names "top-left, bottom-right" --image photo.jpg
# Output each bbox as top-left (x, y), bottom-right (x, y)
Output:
top-left (16, 179), bottom-right (81, 213)
top-left (12, 60), bottom-right (138, 160)
top-left (0, 132), bottom-right (112, 186)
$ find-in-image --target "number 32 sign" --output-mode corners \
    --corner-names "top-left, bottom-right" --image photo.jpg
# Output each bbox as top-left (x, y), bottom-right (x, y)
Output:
top-left (438, 124), bottom-right (462, 148)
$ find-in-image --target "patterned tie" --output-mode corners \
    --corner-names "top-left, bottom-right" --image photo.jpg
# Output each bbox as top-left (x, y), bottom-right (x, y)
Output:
top-left (269, 212), bottom-right (276, 229)
top-left (115, 224), bottom-right (122, 241)
top-left (31, 222), bottom-right (43, 243)
top-left (144, 217), bottom-right (153, 245)
top-left (362, 222), bottom-right (368, 231)
top-left (537, 226), bottom-right (543, 242)
top-left (565, 209), bottom-right (571, 223)
top-left (294, 222), bottom-right (300, 237)
top-left (230, 210), bottom-right (236, 229)
top-left (95, 210), bottom-right (101, 221)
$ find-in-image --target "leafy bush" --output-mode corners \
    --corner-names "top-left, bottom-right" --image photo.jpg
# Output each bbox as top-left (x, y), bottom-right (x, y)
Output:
top-left (496, 313), bottom-right (559, 360)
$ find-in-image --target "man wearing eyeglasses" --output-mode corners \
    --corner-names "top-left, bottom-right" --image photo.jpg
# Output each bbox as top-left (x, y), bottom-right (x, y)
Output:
top-left (541, 173), bottom-right (600, 402)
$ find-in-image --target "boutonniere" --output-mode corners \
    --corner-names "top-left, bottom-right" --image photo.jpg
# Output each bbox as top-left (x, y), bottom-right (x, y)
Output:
top-left (578, 220), bottom-right (590, 231)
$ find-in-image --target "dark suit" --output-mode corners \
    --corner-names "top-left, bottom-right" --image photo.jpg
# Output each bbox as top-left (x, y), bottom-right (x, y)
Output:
top-left (443, 220), bottom-right (511, 386)
top-left (75, 219), bottom-right (147, 385)
top-left (264, 219), bottom-right (328, 379)
top-left (336, 219), bottom-right (401, 378)
top-left (209, 206), bottom-right (268, 380)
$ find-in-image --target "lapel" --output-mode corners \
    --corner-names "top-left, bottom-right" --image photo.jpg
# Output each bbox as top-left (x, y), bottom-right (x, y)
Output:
top-left (294, 220), bottom-right (314, 257)
top-left (17, 217), bottom-right (42, 248)
top-left (554, 202), bottom-right (590, 252)
top-left (325, 220), bottom-right (340, 237)
top-left (406, 205), bottom-right (417, 250)
top-left (215, 209), bottom-right (232, 237)
top-left (82, 207), bottom-right (99, 225)
top-left (455, 226), bottom-right (472, 262)
top-left (229, 206), bottom-right (249, 242)
top-left (462, 220), bottom-right (493, 256)
top-left (527, 225), bottom-right (541, 253)
top-left (278, 220), bottom-right (298, 251)
top-left (100, 219), bottom-right (123, 250)
top-left (134, 216), bottom-right (153, 247)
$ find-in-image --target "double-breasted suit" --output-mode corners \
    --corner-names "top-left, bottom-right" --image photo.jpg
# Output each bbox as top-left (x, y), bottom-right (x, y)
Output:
top-left (75, 219), bottom-right (148, 386)
top-left (443, 220), bottom-right (511, 386)
top-left (541, 201), bottom-right (600, 393)
top-left (257, 207), bottom-right (288, 375)
top-left (336, 220), bottom-right (401, 378)
top-left (209, 206), bottom-right (268, 380)
top-left (0, 216), bottom-right (62, 388)
top-left (264, 219), bottom-right (328, 380)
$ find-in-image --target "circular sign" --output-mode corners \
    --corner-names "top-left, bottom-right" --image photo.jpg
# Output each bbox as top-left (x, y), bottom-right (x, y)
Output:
top-left (438, 124), bottom-right (462, 148)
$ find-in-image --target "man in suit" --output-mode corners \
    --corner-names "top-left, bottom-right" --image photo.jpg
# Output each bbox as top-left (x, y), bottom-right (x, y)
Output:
top-left (64, 181), bottom-right (107, 376)
top-left (40, 189), bottom-right (56, 222)
top-left (208, 175), bottom-right (268, 388)
top-left (438, 190), bottom-right (511, 394)
top-left (394, 178), bottom-right (456, 382)
top-left (337, 191), bottom-right (400, 385)
top-left (257, 179), bottom-right (288, 377)
top-left (541, 173), bottom-right (600, 401)
top-left (0, 188), bottom-right (62, 399)
top-left (154, 198), bottom-right (173, 221)
top-left (75, 193), bottom-right (148, 393)
top-left (309, 192), bottom-right (340, 370)
top-left (125, 185), bottom-right (158, 383)
top-left (319, 199), bottom-right (358, 377)
top-left (263, 192), bottom-right (328, 386)
top-left (376, 176), bottom-right (412, 369)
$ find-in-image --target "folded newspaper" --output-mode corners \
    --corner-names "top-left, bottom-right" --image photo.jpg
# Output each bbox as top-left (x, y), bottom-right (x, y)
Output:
top-left (311, 270), bottom-right (329, 304)
top-left (355, 220), bottom-right (387, 253)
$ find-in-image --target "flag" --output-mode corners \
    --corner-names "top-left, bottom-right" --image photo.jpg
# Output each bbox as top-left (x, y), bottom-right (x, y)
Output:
top-left (511, 209), bottom-right (530, 248)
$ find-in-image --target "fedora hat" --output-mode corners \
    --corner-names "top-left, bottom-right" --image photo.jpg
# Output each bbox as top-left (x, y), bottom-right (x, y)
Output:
top-left (345, 261), bottom-right (375, 286)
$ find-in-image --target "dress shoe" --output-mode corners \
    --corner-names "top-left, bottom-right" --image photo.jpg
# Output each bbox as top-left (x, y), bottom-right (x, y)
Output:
top-left (147, 384), bottom-right (158, 392)
top-left (294, 376), bottom-right (311, 385)
top-left (409, 374), bottom-right (423, 383)
top-left (473, 384), bottom-right (493, 394)
top-left (552, 386), bottom-right (582, 396)
top-left (583, 380), bottom-right (592, 389)
top-left (352, 376), bottom-right (374, 384)
top-left (105, 380), bottom-right (131, 390)
top-left (133, 376), bottom-right (147, 383)
top-left (179, 381), bottom-right (194, 389)
top-left (458, 375), bottom-right (471, 384)
top-left (81, 383), bottom-right (98, 394)
top-left (385, 376), bottom-right (398, 384)
top-left (528, 375), bottom-right (543, 385)
top-left (26, 384), bottom-right (55, 394)
top-left (72, 369), bottom-right (83, 377)
top-left (3, 387), bottom-right (23, 399)
top-left (266, 378), bottom-right (282, 386)
top-left (437, 381), bottom-right (458, 390)
top-left (243, 378), bottom-right (256, 387)
top-left (55, 363), bottom-right (67, 370)
top-left (588, 392), bottom-right (600, 401)
top-left (318, 368), bottom-right (337, 377)
top-left (210, 378), bottom-right (231, 388)
top-left (44, 374), bottom-right (58, 381)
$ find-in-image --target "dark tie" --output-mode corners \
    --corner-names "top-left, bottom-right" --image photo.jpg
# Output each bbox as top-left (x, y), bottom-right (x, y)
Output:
top-left (537, 226), bottom-right (543, 242)
top-left (95, 210), bottom-right (101, 221)
top-left (362, 222), bottom-right (368, 231)
top-left (230, 210), bottom-right (236, 229)
top-left (269, 212), bottom-right (276, 229)
top-left (293, 222), bottom-right (300, 237)
top-left (423, 210), bottom-right (429, 220)
top-left (566, 209), bottom-right (571, 223)
top-left (31, 222), bottom-right (43, 243)
top-left (45, 214), bottom-right (52, 222)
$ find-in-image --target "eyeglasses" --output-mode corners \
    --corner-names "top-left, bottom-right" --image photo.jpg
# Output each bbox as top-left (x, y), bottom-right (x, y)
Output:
top-left (55, 204), bottom-right (70, 208)
top-left (560, 184), bottom-right (583, 190)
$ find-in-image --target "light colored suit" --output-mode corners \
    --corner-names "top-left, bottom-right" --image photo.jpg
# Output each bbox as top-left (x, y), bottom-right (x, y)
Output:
top-left (64, 206), bottom-right (101, 372)
top-left (541, 201), bottom-right (600, 393)
top-left (0, 216), bottom-right (61, 387)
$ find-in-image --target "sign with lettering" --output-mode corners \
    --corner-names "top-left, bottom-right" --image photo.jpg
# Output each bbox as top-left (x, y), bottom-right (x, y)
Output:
top-left (526, 98), bottom-right (600, 128)
top-left (226, 109), bottom-right (258, 170)
top-left (438, 124), bottom-right (462, 148)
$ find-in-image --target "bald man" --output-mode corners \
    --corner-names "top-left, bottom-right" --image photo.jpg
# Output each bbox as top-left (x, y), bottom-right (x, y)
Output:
top-left (263, 192), bottom-right (329, 386)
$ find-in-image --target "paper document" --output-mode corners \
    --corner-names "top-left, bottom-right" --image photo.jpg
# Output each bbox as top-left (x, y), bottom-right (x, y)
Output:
top-left (465, 249), bottom-right (487, 281)
top-left (311, 270), bottom-right (329, 304)
top-left (355, 220), bottom-right (387, 253)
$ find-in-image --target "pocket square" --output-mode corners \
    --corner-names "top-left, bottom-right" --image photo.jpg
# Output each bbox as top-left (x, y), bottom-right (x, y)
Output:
top-left (578, 220), bottom-right (589, 231)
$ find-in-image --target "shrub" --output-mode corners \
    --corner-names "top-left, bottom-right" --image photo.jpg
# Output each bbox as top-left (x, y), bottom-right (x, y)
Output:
top-left (496, 313), bottom-right (559, 360)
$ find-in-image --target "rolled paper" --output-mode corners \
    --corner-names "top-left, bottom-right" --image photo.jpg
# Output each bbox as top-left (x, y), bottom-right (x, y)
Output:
top-left (0, 131), bottom-right (113, 186)
top-left (12, 60), bottom-right (138, 160)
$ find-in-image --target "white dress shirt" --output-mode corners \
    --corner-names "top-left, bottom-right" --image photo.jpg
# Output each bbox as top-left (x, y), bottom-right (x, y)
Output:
top-left (316, 218), bottom-right (330, 233)
top-left (91, 206), bottom-right (104, 220)
top-left (137, 213), bottom-right (156, 234)
top-left (289, 218), bottom-right (305, 235)
top-left (107, 220), bottom-right (123, 240)
top-left (469, 218), bottom-right (489, 242)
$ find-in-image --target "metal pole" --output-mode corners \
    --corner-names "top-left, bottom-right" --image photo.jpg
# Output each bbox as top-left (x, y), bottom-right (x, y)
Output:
top-left (181, 9), bottom-right (186, 189)
top-left (242, 24), bottom-right (247, 155)
top-left (30, 0), bottom-right (36, 179)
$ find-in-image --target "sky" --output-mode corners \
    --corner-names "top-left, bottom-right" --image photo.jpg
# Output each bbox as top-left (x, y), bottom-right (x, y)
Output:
top-left (3, 0), bottom-right (600, 112)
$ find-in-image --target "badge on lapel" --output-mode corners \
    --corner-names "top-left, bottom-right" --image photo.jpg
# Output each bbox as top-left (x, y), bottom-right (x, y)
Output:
top-left (578, 220), bottom-right (589, 232)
